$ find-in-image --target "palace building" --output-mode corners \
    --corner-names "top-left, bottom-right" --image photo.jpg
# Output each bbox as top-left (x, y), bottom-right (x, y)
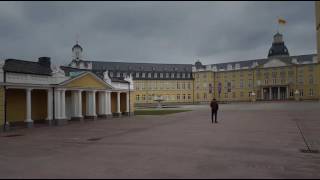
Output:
top-left (0, 29), bottom-right (319, 130)
top-left (193, 33), bottom-right (319, 102)
top-left (69, 32), bottom-right (320, 104)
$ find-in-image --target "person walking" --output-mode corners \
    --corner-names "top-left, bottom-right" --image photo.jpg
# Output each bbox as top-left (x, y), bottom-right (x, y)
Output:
top-left (210, 98), bottom-right (219, 123)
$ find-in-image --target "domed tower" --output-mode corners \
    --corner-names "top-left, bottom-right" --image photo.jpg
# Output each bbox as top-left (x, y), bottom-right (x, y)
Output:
top-left (72, 41), bottom-right (83, 60)
top-left (195, 59), bottom-right (204, 70)
top-left (267, 32), bottom-right (289, 58)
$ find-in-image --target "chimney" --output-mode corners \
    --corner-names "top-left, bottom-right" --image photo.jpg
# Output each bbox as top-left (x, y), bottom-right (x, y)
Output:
top-left (38, 57), bottom-right (51, 67)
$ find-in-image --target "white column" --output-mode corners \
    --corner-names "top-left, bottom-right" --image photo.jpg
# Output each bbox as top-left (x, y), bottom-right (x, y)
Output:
top-left (77, 90), bottom-right (83, 117)
top-left (278, 87), bottom-right (280, 100)
top-left (25, 88), bottom-right (33, 123)
top-left (98, 91), bottom-right (105, 115)
top-left (71, 91), bottom-right (76, 117)
top-left (46, 88), bottom-right (53, 121)
top-left (54, 89), bottom-right (61, 119)
top-left (86, 91), bottom-right (96, 116)
top-left (269, 87), bottom-right (272, 100)
top-left (126, 92), bottom-right (130, 113)
top-left (60, 89), bottom-right (66, 119)
top-left (117, 92), bottom-right (121, 114)
top-left (86, 91), bottom-right (91, 116)
top-left (106, 91), bottom-right (112, 115)
top-left (92, 90), bottom-right (96, 116)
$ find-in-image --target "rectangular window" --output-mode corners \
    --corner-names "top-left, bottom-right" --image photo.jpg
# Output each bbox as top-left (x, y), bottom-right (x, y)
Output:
top-left (148, 73), bottom-right (151, 78)
top-left (171, 73), bottom-right (175, 78)
top-left (290, 89), bottom-right (294, 97)
top-left (309, 75), bottom-right (314, 84)
top-left (154, 73), bottom-right (158, 78)
top-left (142, 73), bottom-right (146, 78)
top-left (264, 79), bottom-right (268, 85)
top-left (300, 89), bottom-right (304, 97)
top-left (272, 79), bottom-right (276, 84)
top-left (188, 94), bottom-right (191, 100)
top-left (160, 73), bottom-right (163, 78)
top-left (166, 73), bottom-right (169, 78)
top-left (136, 95), bottom-right (140, 101)
top-left (298, 78), bottom-right (304, 85)
top-left (183, 94), bottom-right (186, 100)
top-left (309, 88), bottom-right (314, 96)
top-left (182, 83), bottom-right (185, 89)
top-left (142, 95), bottom-right (146, 100)
top-left (177, 82), bottom-right (180, 89)
top-left (177, 73), bottom-right (180, 78)
top-left (182, 73), bottom-right (186, 78)
top-left (248, 79), bottom-right (253, 88)
top-left (188, 83), bottom-right (191, 89)
top-left (240, 80), bottom-right (244, 88)
top-left (136, 72), bottom-right (140, 78)
top-left (177, 94), bottom-right (180, 100)
top-left (240, 92), bottom-right (244, 97)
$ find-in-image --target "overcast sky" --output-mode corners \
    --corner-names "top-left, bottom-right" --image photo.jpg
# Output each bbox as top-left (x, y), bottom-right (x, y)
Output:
top-left (0, 1), bottom-right (316, 66)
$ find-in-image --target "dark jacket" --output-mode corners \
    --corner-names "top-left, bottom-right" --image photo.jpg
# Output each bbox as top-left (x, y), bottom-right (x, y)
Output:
top-left (210, 101), bottom-right (219, 112)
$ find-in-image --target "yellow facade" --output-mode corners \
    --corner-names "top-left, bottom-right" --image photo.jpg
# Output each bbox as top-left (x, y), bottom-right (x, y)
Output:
top-left (193, 71), bottom-right (215, 103)
top-left (133, 79), bottom-right (193, 105)
top-left (0, 87), bottom-right (4, 126)
top-left (316, 1), bottom-right (320, 62)
top-left (6, 89), bottom-right (47, 123)
top-left (192, 63), bottom-right (320, 102)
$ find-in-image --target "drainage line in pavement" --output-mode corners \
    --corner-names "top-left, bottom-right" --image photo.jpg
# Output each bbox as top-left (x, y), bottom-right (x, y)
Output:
top-left (295, 120), bottom-right (312, 152)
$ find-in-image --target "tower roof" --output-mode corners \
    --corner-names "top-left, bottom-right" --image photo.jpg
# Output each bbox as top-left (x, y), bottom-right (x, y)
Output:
top-left (268, 32), bottom-right (289, 58)
top-left (72, 43), bottom-right (83, 51)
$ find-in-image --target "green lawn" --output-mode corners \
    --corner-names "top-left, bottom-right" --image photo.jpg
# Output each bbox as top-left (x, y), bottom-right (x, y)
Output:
top-left (134, 109), bottom-right (192, 115)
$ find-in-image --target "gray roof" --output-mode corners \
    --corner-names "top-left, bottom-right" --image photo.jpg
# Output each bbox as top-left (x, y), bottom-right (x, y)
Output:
top-left (202, 54), bottom-right (316, 71)
top-left (90, 61), bottom-right (192, 72)
top-left (3, 59), bottom-right (52, 76)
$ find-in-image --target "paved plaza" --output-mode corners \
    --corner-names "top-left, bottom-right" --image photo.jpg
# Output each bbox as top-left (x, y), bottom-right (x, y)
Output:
top-left (0, 102), bottom-right (320, 178)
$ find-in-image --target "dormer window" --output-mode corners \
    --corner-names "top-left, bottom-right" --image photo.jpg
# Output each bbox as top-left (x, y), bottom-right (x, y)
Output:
top-left (136, 72), bottom-right (140, 78)
top-left (110, 72), bottom-right (114, 77)
top-left (171, 73), bottom-right (175, 78)
top-left (166, 73), bottom-right (169, 78)
top-left (117, 72), bottom-right (120, 77)
top-left (142, 73), bottom-right (146, 78)
top-left (154, 73), bottom-right (158, 78)
top-left (177, 73), bottom-right (180, 78)
top-left (160, 73), bottom-right (163, 78)
top-left (148, 72), bottom-right (151, 78)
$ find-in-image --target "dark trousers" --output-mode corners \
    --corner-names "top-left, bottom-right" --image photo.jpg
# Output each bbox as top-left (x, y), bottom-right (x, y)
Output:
top-left (211, 110), bottom-right (217, 123)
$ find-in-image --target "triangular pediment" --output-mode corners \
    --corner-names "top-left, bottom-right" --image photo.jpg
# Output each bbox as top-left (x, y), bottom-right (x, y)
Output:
top-left (59, 72), bottom-right (113, 89)
top-left (263, 59), bottom-right (287, 68)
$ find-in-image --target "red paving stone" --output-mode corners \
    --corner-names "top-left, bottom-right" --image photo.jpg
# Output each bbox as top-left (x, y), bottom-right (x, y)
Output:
top-left (0, 102), bottom-right (320, 178)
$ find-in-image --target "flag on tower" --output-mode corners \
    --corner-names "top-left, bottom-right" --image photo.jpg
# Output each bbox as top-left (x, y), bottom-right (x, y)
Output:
top-left (278, 18), bottom-right (286, 25)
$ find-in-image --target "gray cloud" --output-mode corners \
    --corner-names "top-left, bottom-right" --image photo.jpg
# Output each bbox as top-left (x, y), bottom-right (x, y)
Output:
top-left (0, 1), bottom-right (316, 66)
